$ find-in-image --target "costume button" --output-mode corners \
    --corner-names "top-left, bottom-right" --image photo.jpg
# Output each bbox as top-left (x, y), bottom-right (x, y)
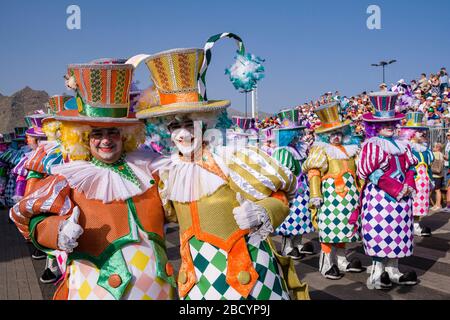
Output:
top-left (108, 274), bottom-right (122, 288)
top-left (237, 271), bottom-right (251, 285)
top-left (165, 262), bottom-right (174, 277)
top-left (150, 179), bottom-right (155, 185)
top-left (178, 271), bottom-right (187, 284)
top-left (118, 165), bottom-right (125, 171)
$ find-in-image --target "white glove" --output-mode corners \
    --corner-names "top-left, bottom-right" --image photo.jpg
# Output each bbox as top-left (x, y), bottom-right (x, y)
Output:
top-left (233, 193), bottom-right (267, 230)
top-left (310, 197), bottom-right (323, 208)
top-left (233, 193), bottom-right (273, 242)
top-left (58, 206), bottom-right (83, 253)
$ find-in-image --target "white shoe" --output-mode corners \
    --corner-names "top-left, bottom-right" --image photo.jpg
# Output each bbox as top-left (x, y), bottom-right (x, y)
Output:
top-left (367, 260), bottom-right (392, 290)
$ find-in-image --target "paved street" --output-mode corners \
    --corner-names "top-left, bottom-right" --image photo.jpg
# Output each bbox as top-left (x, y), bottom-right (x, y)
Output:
top-left (1, 207), bottom-right (450, 300)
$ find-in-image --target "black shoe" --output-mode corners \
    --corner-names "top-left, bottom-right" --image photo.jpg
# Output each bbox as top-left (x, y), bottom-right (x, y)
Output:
top-left (39, 268), bottom-right (59, 284)
top-left (31, 249), bottom-right (46, 260)
top-left (398, 271), bottom-right (418, 286)
top-left (346, 258), bottom-right (366, 273)
top-left (325, 265), bottom-right (343, 280)
top-left (380, 272), bottom-right (392, 289)
top-left (299, 242), bottom-right (315, 255)
top-left (421, 226), bottom-right (432, 237)
top-left (285, 248), bottom-right (305, 260)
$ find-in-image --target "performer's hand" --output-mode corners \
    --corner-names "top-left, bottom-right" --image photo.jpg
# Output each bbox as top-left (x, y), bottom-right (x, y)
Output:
top-left (233, 193), bottom-right (267, 230)
top-left (310, 197), bottom-right (323, 208)
top-left (58, 206), bottom-right (83, 253)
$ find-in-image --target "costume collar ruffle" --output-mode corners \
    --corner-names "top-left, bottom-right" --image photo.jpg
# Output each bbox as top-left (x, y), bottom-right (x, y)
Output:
top-left (409, 142), bottom-right (428, 153)
top-left (152, 148), bottom-right (229, 203)
top-left (313, 141), bottom-right (360, 160)
top-left (51, 150), bottom-right (159, 203)
top-left (365, 136), bottom-right (408, 155)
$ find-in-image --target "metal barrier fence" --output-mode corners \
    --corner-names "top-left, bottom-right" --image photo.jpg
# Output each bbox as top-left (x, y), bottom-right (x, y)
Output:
top-left (429, 127), bottom-right (449, 148)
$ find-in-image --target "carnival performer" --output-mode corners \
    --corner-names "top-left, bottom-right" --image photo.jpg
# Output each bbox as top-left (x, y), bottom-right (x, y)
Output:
top-left (273, 122), bottom-right (315, 259)
top-left (399, 112), bottom-right (433, 237)
top-left (302, 102), bottom-right (364, 280)
top-left (138, 35), bottom-right (309, 300)
top-left (357, 92), bottom-right (418, 290)
top-left (11, 60), bottom-right (175, 300)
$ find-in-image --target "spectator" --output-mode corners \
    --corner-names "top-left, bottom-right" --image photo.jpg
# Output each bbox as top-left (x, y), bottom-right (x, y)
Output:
top-left (431, 142), bottom-right (445, 211)
top-left (419, 73), bottom-right (430, 92)
top-left (440, 68), bottom-right (449, 94)
top-left (430, 74), bottom-right (441, 97)
top-left (444, 131), bottom-right (450, 211)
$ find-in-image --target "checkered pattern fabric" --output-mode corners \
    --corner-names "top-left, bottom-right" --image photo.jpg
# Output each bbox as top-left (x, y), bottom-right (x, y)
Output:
top-left (318, 173), bottom-right (360, 243)
top-left (361, 183), bottom-right (414, 258)
top-left (276, 174), bottom-right (314, 236)
top-left (67, 231), bottom-right (174, 300)
top-left (4, 172), bottom-right (17, 207)
top-left (413, 164), bottom-right (430, 217)
top-left (184, 236), bottom-right (290, 300)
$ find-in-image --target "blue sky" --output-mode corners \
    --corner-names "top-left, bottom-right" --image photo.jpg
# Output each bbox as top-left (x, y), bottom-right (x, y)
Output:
top-left (1, 0), bottom-right (449, 114)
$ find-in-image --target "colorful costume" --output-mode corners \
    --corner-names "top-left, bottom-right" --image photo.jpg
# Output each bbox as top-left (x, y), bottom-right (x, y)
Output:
top-left (11, 60), bottom-right (175, 300)
top-left (273, 122), bottom-right (315, 259)
top-left (358, 92), bottom-right (418, 290)
top-left (400, 112), bottom-right (433, 237)
top-left (137, 34), bottom-right (309, 300)
top-left (302, 102), bottom-right (364, 280)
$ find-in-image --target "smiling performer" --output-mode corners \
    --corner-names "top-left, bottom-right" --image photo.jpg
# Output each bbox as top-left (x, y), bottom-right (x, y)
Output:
top-left (10, 60), bottom-right (175, 300)
top-left (358, 92), bottom-right (418, 290)
top-left (302, 102), bottom-right (364, 280)
top-left (138, 33), bottom-right (309, 300)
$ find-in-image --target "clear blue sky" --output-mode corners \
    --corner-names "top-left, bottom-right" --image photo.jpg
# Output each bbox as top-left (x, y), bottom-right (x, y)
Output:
top-left (1, 0), bottom-right (449, 114)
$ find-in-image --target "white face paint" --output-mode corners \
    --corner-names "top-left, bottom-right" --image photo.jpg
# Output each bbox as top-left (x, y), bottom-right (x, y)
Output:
top-left (329, 132), bottom-right (343, 145)
top-left (379, 126), bottom-right (395, 137)
top-left (170, 120), bottom-right (203, 158)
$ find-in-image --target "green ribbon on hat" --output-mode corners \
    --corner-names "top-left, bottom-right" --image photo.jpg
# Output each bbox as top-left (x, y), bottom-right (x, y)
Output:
top-left (76, 93), bottom-right (129, 118)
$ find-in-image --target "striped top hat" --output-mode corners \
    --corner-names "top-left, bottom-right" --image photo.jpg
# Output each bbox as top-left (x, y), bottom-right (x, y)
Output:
top-left (277, 108), bottom-right (300, 125)
top-left (402, 112), bottom-right (428, 130)
top-left (136, 48), bottom-right (230, 119)
top-left (314, 101), bottom-right (351, 134)
top-left (362, 91), bottom-right (404, 122)
top-left (232, 116), bottom-right (254, 130)
top-left (14, 127), bottom-right (28, 140)
top-left (60, 59), bottom-right (141, 127)
top-left (25, 114), bottom-right (49, 138)
top-left (261, 126), bottom-right (276, 141)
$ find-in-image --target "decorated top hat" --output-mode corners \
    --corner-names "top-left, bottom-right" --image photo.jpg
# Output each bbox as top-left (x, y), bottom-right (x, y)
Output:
top-left (136, 48), bottom-right (230, 119)
top-left (3, 133), bottom-right (13, 143)
top-left (277, 108), bottom-right (300, 126)
top-left (25, 114), bottom-right (49, 138)
top-left (13, 127), bottom-right (28, 140)
top-left (401, 112), bottom-right (428, 130)
top-left (314, 101), bottom-right (351, 134)
top-left (362, 91), bottom-right (404, 122)
top-left (232, 116), bottom-right (254, 130)
top-left (261, 126), bottom-right (276, 141)
top-left (59, 61), bottom-right (141, 126)
top-left (47, 95), bottom-right (74, 114)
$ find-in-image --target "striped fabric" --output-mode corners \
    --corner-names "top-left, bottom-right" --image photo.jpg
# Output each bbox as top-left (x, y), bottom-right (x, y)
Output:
top-left (24, 145), bottom-right (47, 174)
top-left (302, 147), bottom-right (328, 173)
top-left (272, 147), bottom-right (301, 176)
top-left (227, 147), bottom-right (296, 202)
top-left (10, 175), bottom-right (74, 239)
top-left (357, 142), bottom-right (390, 180)
top-left (12, 153), bottom-right (30, 176)
top-left (42, 144), bottom-right (64, 174)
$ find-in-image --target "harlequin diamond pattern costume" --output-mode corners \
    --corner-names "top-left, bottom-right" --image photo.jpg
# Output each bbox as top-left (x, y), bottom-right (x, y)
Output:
top-left (137, 34), bottom-right (309, 300)
top-left (358, 92), bottom-right (419, 290)
top-left (400, 112), bottom-right (434, 237)
top-left (272, 121), bottom-right (315, 259)
top-left (11, 60), bottom-right (175, 300)
top-left (302, 102), bottom-right (364, 280)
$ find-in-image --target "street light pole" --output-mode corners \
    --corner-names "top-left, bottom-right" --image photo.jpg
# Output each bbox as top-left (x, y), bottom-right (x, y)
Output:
top-left (371, 59), bottom-right (397, 84)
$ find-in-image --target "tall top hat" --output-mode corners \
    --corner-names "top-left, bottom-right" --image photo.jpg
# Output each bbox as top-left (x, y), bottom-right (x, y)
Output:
top-left (314, 101), bottom-right (351, 134)
top-left (25, 114), bottom-right (49, 138)
top-left (47, 95), bottom-right (76, 115)
top-left (14, 127), bottom-right (28, 140)
top-left (277, 108), bottom-right (300, 126)
top-left (362, 91), bottom-right (404, 122)
top-left (136, 48), bottom-right (230, 119)
top-left (402, 112), bottom-right (428, 130)
top-left (232, 116), bottom-right (253, 130)
top-left (261, 126), bottom-right (276, 141)
top-left (59, 60), bottom-right (141, 126)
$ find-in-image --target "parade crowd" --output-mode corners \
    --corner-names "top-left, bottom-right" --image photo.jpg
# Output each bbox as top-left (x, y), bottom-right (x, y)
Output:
top-left (1, 33), bottom-right (448, 300)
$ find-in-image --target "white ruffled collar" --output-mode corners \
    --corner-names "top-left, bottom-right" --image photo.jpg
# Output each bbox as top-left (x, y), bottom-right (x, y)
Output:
top-left (51, 150), bottom-right (159, 203)
top-left (152, 148), bottom-right (229, 203)
top-left (313, 141), bottom-right (360, 160)
top-left (364, 136), bottom-right (408, 155)
top-left (409, 142), bottom-right (428, 153)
